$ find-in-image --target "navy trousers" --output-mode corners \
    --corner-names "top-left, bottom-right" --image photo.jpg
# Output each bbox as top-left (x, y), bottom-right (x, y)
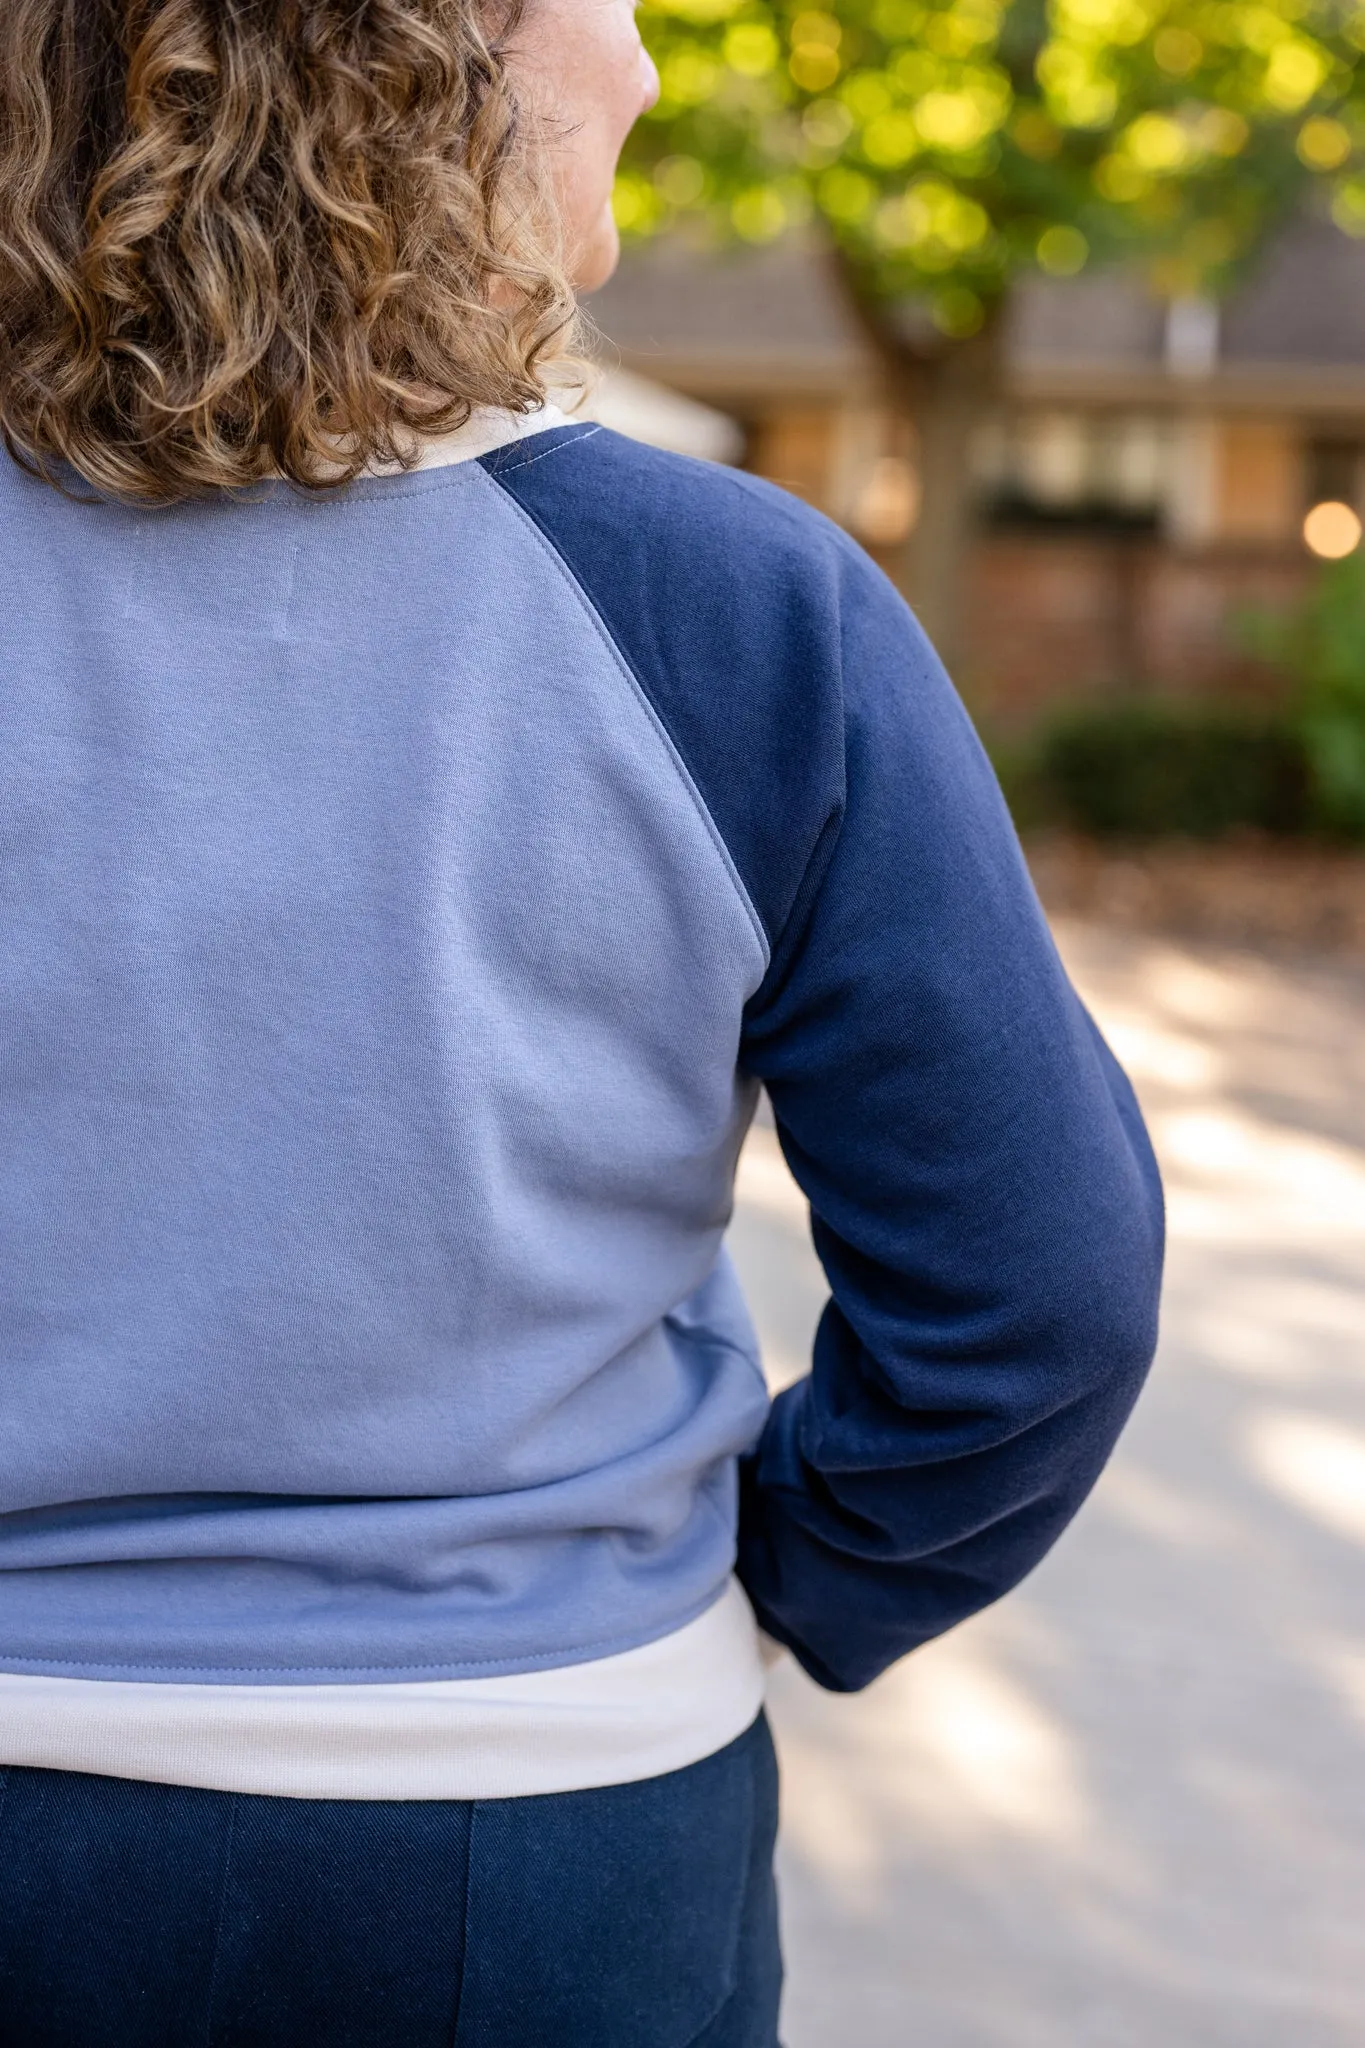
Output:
top-left (0, 1713), bottom-right (781, 2047)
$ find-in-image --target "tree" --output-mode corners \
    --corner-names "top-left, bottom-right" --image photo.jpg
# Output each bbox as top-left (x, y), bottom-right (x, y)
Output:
top-left (616, 0), bottom-right (1360, 662)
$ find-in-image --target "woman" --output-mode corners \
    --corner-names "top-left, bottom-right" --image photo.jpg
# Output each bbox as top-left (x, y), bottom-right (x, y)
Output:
top-left (0, 1), bottom-right (1163, 2041)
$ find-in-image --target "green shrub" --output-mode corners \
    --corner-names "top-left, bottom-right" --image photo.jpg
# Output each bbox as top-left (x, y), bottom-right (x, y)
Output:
top-left (1242, 555), bottom-right (1365, 839)
top-left (1003, 702), bottom-right (1308, 840)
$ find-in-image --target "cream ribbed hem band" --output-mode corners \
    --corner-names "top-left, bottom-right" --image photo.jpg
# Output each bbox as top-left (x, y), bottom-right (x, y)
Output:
top-left (0, 1579), bottom-right (767, 1801)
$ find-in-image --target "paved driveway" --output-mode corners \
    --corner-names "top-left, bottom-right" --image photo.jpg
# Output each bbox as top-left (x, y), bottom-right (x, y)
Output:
top-left (728, 921), bottom-right (1365, 2048)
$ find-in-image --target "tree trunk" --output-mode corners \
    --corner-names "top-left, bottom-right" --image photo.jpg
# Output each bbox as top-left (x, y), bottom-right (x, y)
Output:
top-left (904, 322), bottom-right (999, 673)
top-left (829, 248), bottom-right (1002, 678)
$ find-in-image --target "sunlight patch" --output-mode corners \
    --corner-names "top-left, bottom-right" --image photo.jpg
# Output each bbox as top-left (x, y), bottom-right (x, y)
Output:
top-left (1245, 1411), bottom-right (1365, 1546)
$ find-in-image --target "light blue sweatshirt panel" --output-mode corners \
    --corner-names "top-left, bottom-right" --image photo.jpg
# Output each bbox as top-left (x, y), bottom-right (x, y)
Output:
top-left (0, 457), bottom-right (771, 1681)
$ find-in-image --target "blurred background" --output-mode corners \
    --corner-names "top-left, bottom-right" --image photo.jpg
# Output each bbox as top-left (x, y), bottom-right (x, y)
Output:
top-left (579, 2), bottom-right (1365, 2039)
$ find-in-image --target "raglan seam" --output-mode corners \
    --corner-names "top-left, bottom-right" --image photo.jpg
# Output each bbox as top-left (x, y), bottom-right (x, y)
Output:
top-left (477, 433), bottom-right (875, 972)
top-left (502, 434), bottom-right (866, 984)
top-left (474, 462), bottom-right (771, 969)
top-left (663, 468), bottom-right (856, 1019)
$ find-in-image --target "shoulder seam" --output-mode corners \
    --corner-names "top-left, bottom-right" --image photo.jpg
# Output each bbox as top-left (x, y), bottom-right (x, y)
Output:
top-left (474, 463), bottom-right (771, 967)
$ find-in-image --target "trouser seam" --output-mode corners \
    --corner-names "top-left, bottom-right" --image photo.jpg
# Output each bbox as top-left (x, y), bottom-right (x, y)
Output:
top-left (448, 1802), bottom-right (479, 2048)
top-left (201, 1792), bottom-right (238, 2048)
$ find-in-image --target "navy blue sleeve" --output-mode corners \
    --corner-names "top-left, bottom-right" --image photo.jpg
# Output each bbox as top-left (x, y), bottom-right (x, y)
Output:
top-left (482, 426), bottom-right (1164, 1693)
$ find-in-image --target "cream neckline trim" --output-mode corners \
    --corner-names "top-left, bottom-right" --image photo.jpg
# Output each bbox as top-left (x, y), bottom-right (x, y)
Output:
top-left (373, 400), bottom-right (573, 477)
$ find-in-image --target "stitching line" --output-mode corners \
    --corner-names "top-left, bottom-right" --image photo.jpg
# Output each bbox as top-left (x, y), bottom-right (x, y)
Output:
top-left (140, 424), bottom-right (585, 520)
top-left (243, 471), bottom-right (483, 516)
top-left (474, 464), bottom-right (771, 967)
top-left (449, 1807), bottom-right (478, 2048)
top-left (482, 424), bottom-right (601, 477)
top-left (202, 1792), bottom-right (238, 2048)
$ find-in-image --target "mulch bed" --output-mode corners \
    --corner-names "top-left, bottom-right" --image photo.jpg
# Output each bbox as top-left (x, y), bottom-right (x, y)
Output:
top-left (1024, 831), bottom-right (1365, 962)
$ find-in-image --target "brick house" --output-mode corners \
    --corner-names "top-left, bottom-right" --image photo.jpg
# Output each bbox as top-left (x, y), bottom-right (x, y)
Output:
top-left (587, 210), bottom-right (1365, 732)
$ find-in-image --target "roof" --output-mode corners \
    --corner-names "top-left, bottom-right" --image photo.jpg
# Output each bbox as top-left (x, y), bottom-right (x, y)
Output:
top-left (588, 210), bottom-right (1365, 418)
top-left (1222, 209), bottom-right (1365, 369)
top-left (585, 238), bottom-right (867, 402)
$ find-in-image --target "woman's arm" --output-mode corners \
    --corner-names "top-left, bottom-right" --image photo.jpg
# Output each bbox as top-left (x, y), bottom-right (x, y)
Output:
top-left (481, 425), bottom-right (1164, 1693)
top-left (736, 536), bottom-right (1163, 1692)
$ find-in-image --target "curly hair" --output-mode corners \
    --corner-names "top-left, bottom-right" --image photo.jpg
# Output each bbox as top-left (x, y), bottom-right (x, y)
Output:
top-left (0, 0), bottom-right (579, 501)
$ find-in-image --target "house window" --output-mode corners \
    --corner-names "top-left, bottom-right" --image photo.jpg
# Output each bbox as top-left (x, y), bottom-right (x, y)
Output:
top-left (976, 411), bottom-right (1168, 528)
top-left (1306, 438), bottom-right (1365, 514)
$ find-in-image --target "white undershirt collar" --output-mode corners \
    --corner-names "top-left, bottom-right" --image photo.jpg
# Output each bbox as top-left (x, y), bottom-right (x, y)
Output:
top-left (385, 400), bottom-right (573, 476)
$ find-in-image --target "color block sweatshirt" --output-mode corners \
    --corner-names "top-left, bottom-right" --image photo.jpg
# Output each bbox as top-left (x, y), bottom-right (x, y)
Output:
top-left (0, 407), bottom-right (1163, 1796)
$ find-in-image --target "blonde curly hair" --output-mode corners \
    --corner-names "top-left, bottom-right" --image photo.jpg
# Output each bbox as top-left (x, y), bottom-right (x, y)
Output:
top-left (0, 0), bottom-right (577, 502)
